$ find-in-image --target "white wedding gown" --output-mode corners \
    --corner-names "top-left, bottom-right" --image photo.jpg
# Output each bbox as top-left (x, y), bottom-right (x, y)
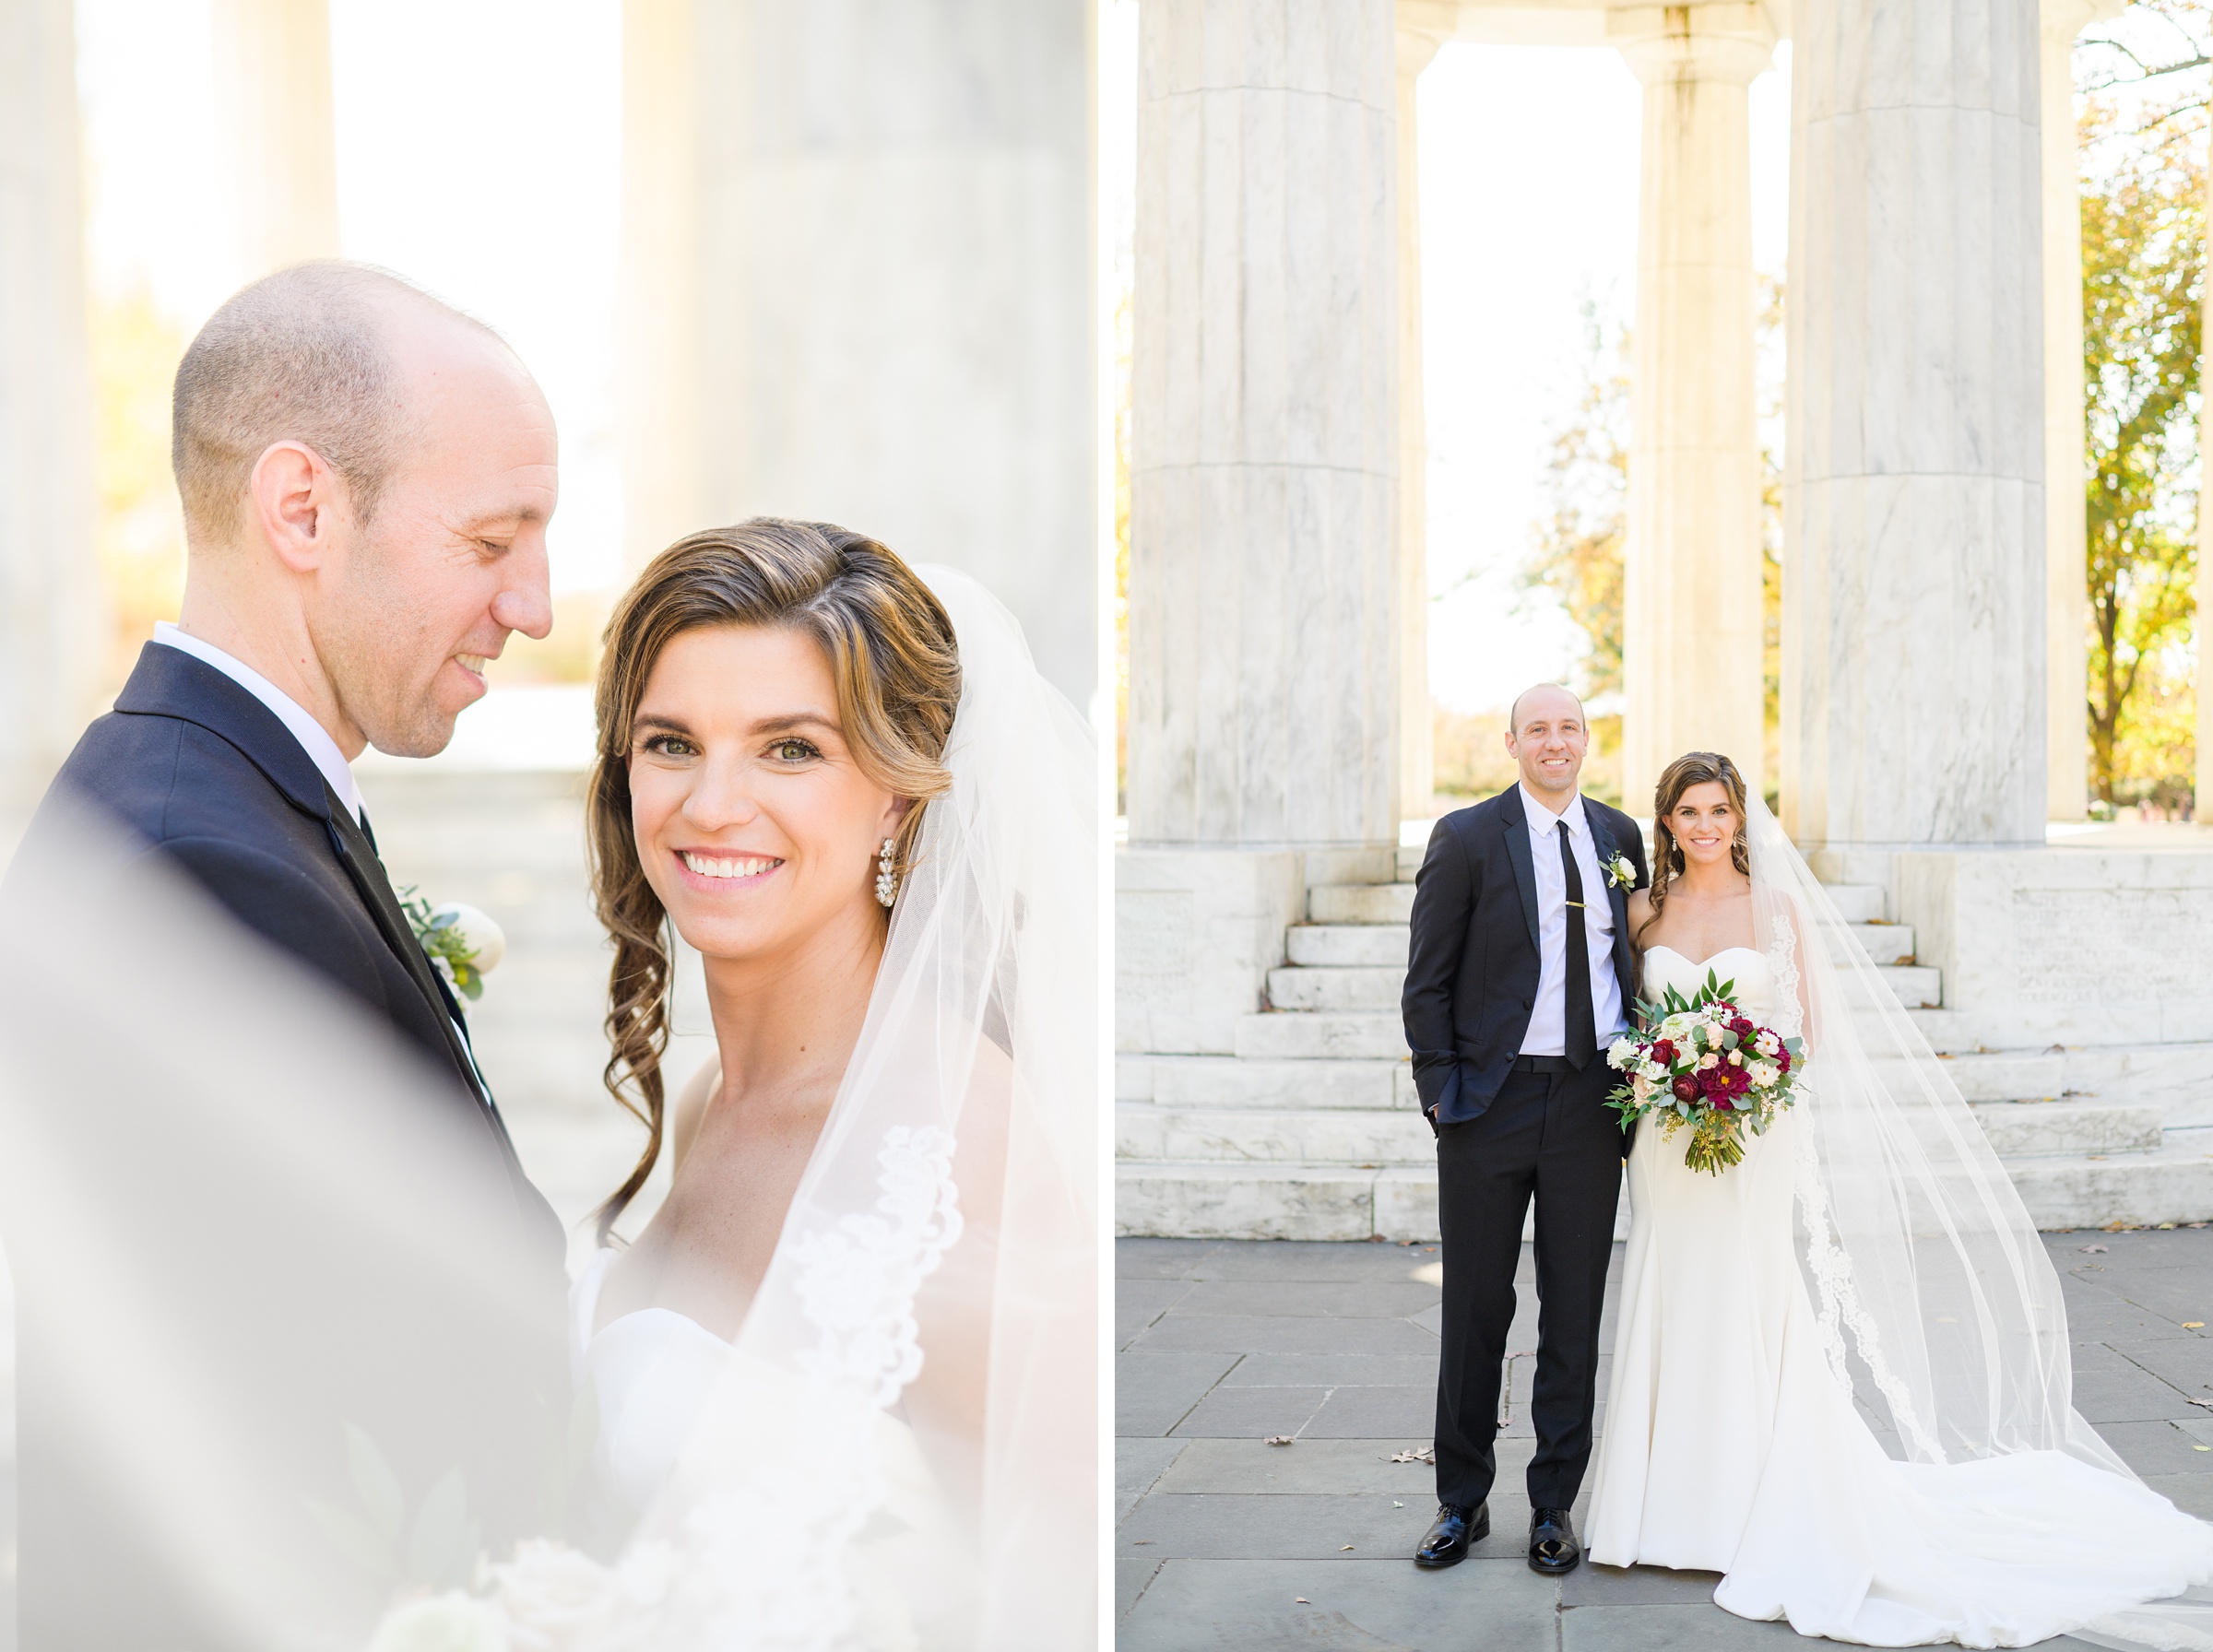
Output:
top-left (1589, 944), bottom-right (2213, 1648)
top-left (571, 1247), bottom-right (980, 1646)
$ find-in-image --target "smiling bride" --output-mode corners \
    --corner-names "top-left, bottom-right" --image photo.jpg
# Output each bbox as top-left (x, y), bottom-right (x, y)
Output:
top-left (1588, 751), bottom-right (2213, 1649)
top-left (572, 518), bottom-right (1096, 1649)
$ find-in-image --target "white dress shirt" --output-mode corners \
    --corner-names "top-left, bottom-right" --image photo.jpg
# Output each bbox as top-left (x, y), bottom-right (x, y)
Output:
top-left (151, 621), bottom-right (364, 826)
top-left (1517, 784), bottom-right (1626, 1055)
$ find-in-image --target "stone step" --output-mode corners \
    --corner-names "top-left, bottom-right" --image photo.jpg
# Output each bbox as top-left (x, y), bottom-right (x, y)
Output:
top-left (2002, 1128), bottom-right (2213, 1230)
top-left (1117, 1130), bottom-right (2213, 1241)
top-left (1117, 1103), bottom-right (1432, 1165)
top-left (1820, 882), bottom-right (1887, 923)
top-left (1234, 1011), bottom-right (1409, 1060)
top-left (1287, 923), bottom-right (1409, 967)
top-left (1308, 881), bottom-right (1415, 925)
top-left (1841, 923), bottom-right (1914, 966)
top-left (1115, 1162), bottom-right (1631, 1244)
top-left (1969, 1097), bottom-right (2165, 1158)
top-left (1935, 1051), bottom-right (2065, 1102)
top-left (1267, 964), bottom-right (1402, 1012)
top-left (1874, 964), bottom-right (1942, 1008)
top-left (1396, 844), bottom-right (1423, 881)
top-left (1116, 1054), bottom-right (1413, 1110)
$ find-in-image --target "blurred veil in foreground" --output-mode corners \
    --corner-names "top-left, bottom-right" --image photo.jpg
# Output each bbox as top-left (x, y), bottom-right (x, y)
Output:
top-left (0, 565), bottom-right (1098, 1652)
top-left (0, 793), bottom-right (571, 1650)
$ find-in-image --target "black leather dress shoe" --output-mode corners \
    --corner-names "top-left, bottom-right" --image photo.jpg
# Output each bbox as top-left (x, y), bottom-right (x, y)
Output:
top-left (1528, 1506), bottom-right (1581, 1575)
top-left (1414, 1501), bottom-right (1490, 1568)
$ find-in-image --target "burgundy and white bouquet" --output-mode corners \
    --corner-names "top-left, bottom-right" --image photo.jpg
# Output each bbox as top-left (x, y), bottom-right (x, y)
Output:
top-left (1604, 970), bottom-right (1805, 1174)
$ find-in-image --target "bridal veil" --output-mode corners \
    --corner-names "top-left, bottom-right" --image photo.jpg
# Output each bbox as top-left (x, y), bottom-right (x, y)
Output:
top-left (1746, 796), bottom-right (2213, 1648)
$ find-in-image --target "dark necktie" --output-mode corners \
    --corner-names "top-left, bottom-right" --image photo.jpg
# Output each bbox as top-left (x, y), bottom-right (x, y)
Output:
top-left (1558, 819), bottom-right (1596, 1069)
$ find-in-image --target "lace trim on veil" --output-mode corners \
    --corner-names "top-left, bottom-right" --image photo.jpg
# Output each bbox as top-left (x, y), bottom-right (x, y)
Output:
top-left (1770, 912), bottom-right (1946, 1463)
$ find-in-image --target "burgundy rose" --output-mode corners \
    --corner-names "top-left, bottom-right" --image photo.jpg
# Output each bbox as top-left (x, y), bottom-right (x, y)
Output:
top-left (1729, 1017), bottom-right (1757, 1039)
top-left (1774, 1047), bottom-right (1792, 1076)
top-left (1650, 1039), bottom-right (1678, 1068)
top-left (1671, 1076), bottom-right (1700, 1103)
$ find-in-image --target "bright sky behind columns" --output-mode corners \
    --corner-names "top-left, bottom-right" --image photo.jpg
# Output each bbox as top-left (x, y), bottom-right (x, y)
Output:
top-left (77, 3), bottom-right (1788, 677)
top-left (1416, 41), bottom-right (1793, 714)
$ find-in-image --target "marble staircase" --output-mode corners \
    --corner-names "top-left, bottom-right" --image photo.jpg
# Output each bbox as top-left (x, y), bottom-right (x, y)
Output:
top-left (1117, 855), bottom-right (2213, 1238)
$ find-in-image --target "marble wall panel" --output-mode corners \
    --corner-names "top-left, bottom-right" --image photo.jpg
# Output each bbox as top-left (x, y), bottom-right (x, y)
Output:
top-left (1896, 850), bottom-right (2213, 1052)
top-left (1117, 848), bottom-right (1306, 1055)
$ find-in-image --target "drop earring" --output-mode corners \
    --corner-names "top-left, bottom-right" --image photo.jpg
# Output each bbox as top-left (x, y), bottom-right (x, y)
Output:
top-left (875, 837), bottom-right (898, 907)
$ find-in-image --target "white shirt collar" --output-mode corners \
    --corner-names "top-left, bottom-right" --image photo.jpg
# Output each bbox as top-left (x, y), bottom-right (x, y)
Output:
top-left (152, 622), bottom-right (364, 824)
top-left (1519, 782), bottom-right (1588, 838)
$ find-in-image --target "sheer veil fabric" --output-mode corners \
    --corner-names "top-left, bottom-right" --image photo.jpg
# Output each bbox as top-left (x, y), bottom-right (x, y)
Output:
top-left (1744, 796), bottom-right (2213, 1648)
top-left (616, 565), bottom-right (1099, 1648)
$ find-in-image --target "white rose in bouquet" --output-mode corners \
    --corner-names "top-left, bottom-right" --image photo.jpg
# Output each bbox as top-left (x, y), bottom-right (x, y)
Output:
top-left (366, 1593), bottom-right (507, 1652)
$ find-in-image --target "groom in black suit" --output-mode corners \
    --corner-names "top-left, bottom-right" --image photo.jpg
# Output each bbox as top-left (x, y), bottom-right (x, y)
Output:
top-left (1401, 683), bottom-right (1647, 1575)
top-left (6, 263), bottom-right (569, 1648)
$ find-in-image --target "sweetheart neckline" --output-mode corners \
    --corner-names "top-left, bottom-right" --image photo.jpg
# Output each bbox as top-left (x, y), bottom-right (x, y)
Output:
top-left (1644, 943), bottom-right (1765, 971)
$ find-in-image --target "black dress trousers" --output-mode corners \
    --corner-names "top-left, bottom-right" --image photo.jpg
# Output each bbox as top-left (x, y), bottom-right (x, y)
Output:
top-left (1432, 1060), bottom-right (1623, 1513)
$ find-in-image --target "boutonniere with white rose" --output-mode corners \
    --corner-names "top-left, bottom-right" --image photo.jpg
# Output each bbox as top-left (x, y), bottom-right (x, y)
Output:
top-left (1604, 853), bottom-right (1638, 891)
top-left (399, 886), bottom-right (506, 1002)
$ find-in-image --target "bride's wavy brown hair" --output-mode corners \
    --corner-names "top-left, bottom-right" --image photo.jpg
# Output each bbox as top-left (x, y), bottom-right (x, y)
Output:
top-left (586, 518), bottom-right (961, 1244)
top-left (1636, 750), bottom-right (1752, 951)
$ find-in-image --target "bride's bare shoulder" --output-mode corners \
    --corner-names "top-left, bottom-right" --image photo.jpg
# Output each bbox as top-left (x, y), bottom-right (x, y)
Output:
top-left (1627, 886), bottom-right (1655, 934)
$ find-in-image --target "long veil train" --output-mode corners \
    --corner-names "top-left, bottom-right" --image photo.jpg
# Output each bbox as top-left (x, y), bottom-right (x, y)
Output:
top-left (0, 565), bottom-right (1097, 1650)
top-left (1745, 795), bottom-right (2213, 1649)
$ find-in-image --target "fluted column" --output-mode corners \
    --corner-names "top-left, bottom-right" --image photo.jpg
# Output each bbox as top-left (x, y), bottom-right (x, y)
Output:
top-left (2041, 0), bottom-right (2118, 822)
top-left (1613, 3), bottom-right (1775, 815)
top-left (0, 0), bottom-right (102, 839)
top-left (1395, 19), bottom-right (1444, 825)
top-left (1781, 0), bottom-right (2046, 851)
top-left (619, 0), bottom-right (1095, 705)
top-left (1125, 0), bottom-right (1400, 847)
top-left (211, 0), bottom-right (341, 279)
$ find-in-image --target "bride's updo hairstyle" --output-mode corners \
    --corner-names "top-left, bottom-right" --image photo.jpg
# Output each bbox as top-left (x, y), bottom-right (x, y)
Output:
top-left (1637, 750), bottom-right (1752, 950)
top-left (586, 517), bottom-right (962, 1241)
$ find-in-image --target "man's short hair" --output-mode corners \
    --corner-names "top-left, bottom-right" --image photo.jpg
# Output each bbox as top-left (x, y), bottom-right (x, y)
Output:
top-left (1509, 682), bottom-right (1586, 734)
top-left (170, 261), bottom-right (495, 544)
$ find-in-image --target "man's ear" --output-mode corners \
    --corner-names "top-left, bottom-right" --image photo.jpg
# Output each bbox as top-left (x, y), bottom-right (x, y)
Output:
top-left (248, 441), bottom-right (340, 573)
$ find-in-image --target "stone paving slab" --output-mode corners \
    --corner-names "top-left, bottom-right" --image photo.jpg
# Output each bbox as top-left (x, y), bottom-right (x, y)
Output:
top-left (1121, 1558), bottom-right (1558, 1651)
top-left (1119, 1233), bottom-right (2213, 1648)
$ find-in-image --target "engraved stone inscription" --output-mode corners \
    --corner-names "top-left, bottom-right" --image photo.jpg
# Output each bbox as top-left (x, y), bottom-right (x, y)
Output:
top-left (1118, 890), bottom-right (1195, 1008)
top-left (2010, 888), bottom-right (2213, 1005)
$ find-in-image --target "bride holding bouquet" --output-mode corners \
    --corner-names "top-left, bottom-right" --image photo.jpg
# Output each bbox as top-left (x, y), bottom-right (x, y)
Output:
top-left (1588, 751), bottom-right (2213, 1649)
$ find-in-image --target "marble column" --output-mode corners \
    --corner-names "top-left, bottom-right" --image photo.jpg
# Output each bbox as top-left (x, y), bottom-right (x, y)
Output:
top-left (211, 0), bottom-right (341, 280)
top-left (1612, 3), bottom-right (1775, 816)
top-left (1124, 0), bottom-right (1400, 848)
top-left (1395, 20), bottom-right (1444, 825)
top-left (2041, 0), bottom-right (2118, 822)
top-left (1781, 0), bottom-right (2046, 853)
top-left (618, 0), bottom-right (1096, 707)
top-left (0, 0), bottom-right (102, 840)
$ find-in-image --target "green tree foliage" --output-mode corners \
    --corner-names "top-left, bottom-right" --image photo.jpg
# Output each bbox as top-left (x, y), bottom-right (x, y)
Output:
top-left (2077, 65), bottom-right (2205, 808)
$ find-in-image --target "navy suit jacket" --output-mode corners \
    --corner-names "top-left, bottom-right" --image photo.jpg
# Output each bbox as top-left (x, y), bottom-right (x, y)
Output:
top-left (6, 643), bottom-right (569, 1649)
top-left (1401, 786), bottom-right (1649, 1126)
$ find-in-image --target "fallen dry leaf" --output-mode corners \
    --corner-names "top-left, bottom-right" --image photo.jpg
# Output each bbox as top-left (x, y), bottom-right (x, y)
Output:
top-left (2188, 1323), bottom-right (2207, 1331)
top-left (2080, 1245), bottom-right (2109, 1254)
top-left (1393, 1500), bottom-right (1404, 1507)
top-left (2188, 1398), bottom-right (2213, 1410)
top-left (1264, 1434), bottom-right (1296, 1446)
top-left (1295, 1598), bottom-right (1309, 1604)
top-left (1388, 1445), bottom-right (1436, 1465)
top-left (1340, 1544), bottom-right (1355, 1552)
top-left (2196, 1445), bottom-right (2211, 1453)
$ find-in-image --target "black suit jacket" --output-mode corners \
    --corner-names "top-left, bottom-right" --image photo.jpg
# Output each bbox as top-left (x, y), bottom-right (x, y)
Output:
top-left (1401, 786), bottom-right (1650, 1125)
top-left (6, 643), bottom-right (569, 1648)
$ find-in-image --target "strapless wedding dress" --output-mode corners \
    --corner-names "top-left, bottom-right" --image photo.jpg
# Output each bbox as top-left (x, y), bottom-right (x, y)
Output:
top-left (570, 1249), bottom-right (979, 1646)
top-left (1588, 945), bottom-right (2213, 1646)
